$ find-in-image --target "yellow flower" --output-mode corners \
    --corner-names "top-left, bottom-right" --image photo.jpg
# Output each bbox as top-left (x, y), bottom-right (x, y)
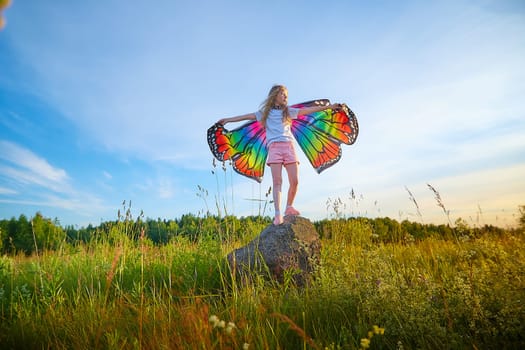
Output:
top-left (372, 325), bottom-right (385, 335)
top-left (360, 338), bottom-right (371, 349)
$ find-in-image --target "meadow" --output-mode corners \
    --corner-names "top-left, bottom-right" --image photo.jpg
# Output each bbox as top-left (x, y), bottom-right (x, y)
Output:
top-left (0, 203), bottom-right (524, 350)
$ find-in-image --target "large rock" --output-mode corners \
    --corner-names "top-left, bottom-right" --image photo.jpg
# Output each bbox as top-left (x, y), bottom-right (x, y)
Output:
top-left (227, 216), bottom-right (321, 286)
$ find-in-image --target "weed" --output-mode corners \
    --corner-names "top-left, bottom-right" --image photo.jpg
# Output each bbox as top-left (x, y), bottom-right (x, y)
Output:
top-left (0, 204), bottom-right (524, 348)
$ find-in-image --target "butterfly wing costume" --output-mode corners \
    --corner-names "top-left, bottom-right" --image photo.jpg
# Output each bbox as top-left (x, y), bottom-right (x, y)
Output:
top-left (207, 99), bottom-right (358, 183)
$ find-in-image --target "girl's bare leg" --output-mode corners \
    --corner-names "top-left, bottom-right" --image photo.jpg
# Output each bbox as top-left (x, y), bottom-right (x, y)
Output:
top-left (270, 163), bottom-right (284, 224)
top-left (284, 162), bottom-right (300, 215)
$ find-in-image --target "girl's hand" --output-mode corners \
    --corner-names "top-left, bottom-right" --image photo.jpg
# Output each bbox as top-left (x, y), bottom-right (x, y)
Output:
top-left (217, 118), bottom-right (228, 125)
top-left (330, 103), bottom-right (342, 110)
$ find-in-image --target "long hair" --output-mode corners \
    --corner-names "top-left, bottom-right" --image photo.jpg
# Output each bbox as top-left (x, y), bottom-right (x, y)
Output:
top-left (259, 85), bottom-right (291, 127)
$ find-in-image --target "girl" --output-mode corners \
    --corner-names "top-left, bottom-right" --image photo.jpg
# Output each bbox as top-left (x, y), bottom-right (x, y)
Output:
top-left (217, 85), bottom-right (340, 225)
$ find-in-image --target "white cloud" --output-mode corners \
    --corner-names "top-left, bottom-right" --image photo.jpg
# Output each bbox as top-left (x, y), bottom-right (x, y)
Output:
top-left (0, 140), bottom-right (111, 220)
top-left (0, 187), bottom-right (17, 195)
top-left (0, 192), bottom-right (112, 221)
top-left (157, 178), bottom-right (175, 199)
top-left (0, 140), bottom-right (70, 191)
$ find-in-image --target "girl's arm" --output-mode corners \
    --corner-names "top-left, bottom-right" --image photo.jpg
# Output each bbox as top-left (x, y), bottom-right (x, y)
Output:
top-left (297, 103), bottom-right (342, 116)
top-left (217, 113), bottom-right (257, 125)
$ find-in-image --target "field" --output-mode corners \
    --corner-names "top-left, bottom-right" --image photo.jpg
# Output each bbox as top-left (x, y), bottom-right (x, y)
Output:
top-left (0, 212), bottom-right (524, 349)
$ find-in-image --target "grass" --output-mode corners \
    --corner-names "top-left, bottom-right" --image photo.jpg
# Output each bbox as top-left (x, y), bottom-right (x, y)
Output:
top-left (0, 213), bottom-right (524, 349)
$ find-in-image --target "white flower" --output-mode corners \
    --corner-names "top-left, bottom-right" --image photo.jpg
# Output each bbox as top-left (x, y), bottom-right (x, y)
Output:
top-left (225, 321), bottom-right (237, 334)
top-left (243, 343), bottom-right (250, 350)
top-left (209, 315), bottom-right (219, 327)
top-left (225, 322), bottom-right (236, 334)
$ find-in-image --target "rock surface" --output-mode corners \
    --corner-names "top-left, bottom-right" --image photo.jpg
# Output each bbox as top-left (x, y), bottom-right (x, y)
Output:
top-left (227, 216), bottom-right (321, 286)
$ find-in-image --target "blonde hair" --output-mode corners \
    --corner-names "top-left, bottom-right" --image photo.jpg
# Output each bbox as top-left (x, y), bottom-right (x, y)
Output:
top-left (259, 85), bottom-right (291, 127)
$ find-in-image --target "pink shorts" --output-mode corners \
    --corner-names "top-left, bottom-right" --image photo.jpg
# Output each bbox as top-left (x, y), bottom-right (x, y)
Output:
top-left (267, 141), bottom-right (299, 165)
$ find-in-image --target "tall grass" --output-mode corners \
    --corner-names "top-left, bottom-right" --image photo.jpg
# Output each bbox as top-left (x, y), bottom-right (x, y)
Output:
top-left (1, 210), bottom-right (523, 349)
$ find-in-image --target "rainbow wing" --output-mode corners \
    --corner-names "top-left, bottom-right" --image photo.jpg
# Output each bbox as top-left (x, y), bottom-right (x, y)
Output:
top-left (207, 99), bottom-right (358, 181)
top-left (207, 121), bottom-right (267, 183)
top-left (291, 101), bottom-right (358, 173)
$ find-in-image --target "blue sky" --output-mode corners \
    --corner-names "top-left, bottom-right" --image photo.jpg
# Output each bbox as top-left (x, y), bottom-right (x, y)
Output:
top-left (1, 0), bottom-right (524, 227)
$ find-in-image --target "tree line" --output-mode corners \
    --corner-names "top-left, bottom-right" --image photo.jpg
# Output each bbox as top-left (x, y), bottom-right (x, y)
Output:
top-left (0, 212), bottom-right (270, 255)
top-left (1, 206), bottom-right (523, 256)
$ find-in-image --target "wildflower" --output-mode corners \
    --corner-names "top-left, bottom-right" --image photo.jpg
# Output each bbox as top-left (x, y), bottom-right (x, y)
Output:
top-left (225, 322), bottom-right (236, 334)
top-left (242, 343), bottom-right (250, 350)
top-left (372, 325), bottom-right (385, 335)
top-left (360, 338), bottom-right (370, 349)
top-left (209, 315), bottom-right (219, 328)
top-left (217, 320), bottom-right (226, 328)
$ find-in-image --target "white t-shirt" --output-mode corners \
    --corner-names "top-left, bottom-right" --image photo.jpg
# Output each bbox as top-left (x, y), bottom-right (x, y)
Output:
top-left (255, 107), bottom-right (300, 145)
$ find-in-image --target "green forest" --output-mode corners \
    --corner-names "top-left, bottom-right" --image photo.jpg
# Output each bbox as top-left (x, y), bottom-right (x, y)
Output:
top-left (0, 208), bottom-right (519, 256)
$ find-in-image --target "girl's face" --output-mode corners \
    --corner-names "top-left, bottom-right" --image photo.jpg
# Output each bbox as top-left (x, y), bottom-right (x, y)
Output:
top-left (275, 88), bottom-right (288, 107)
